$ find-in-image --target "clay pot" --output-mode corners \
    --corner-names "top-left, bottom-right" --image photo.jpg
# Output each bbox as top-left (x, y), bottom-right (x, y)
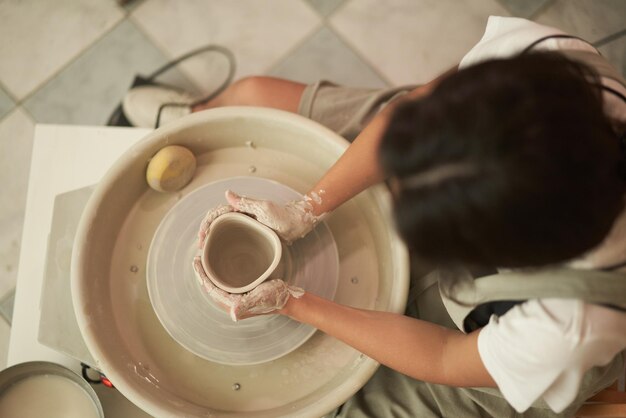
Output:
top-left (201, 212), bottom-right (282, 293)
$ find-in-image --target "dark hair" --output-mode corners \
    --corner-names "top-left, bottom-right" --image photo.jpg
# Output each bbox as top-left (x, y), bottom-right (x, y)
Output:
top-left (380, 52), bottom-right (624, 268)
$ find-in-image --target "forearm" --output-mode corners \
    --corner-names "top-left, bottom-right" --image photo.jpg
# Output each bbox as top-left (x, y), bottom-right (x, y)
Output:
top-left (281, 292), bottom-right (495, 388)
top-left (306, 110), bottom-right (391, 215)
top-left (305, 69), bottom-right (457, 217)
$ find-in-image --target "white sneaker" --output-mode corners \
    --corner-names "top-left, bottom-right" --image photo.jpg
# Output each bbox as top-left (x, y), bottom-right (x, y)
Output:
top-left (122, 85), bottom-right (198, 128)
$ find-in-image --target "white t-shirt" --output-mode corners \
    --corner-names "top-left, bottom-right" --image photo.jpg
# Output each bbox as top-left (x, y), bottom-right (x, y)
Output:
top-left (460, 16), bottom-right (626, 414)
top-left (460, 16), bottom-right (626, 126)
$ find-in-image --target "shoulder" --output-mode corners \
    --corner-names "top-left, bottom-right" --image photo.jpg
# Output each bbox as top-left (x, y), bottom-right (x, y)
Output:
top-left (459, 16), bottom-right (593, 69)
top-left (459, 16), bottom-right (626, 125)
top-left (478, 298), bottom-right (626, 412)
top-left (480, 299), bottom-right (626, 354)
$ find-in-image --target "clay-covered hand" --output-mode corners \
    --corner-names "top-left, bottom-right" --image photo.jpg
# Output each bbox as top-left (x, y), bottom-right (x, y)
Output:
top-left (192, 256), bottom-right (304, 321)
top-left (225, 190), bottom-right (323, 244)
top-left (197, 203), bottom-right (234, 248)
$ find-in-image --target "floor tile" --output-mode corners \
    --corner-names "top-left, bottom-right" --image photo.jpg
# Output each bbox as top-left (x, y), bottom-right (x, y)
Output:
top-left (497, 0), bottom-right (552, 18)
top-left (305, 0), bottom-right (347, 17)
top-left (535, 0), bottom-right (626, 43)
top-left (39, 186), bottom-right (96, 366)
top-left (269, 27), bottom-right (388, 88)
top-left (0, 108), bottom-right (35, 221)
top-left (0, 88), bottom-right (15, 121)
top-left (23, 20), bottom-right (191, 126)
top-left (598, 35), bottom-right (626, 78)
top-left (0, 215), bottom-right (22, 302)
top-left (0, 317), bottom-right (9, 370)
top-left (0, 108), bottom-right (35, 300)
top-left (131, 0), bottom-right (321, 90)
top-left (0, 289), bottom-right (15, 324)
top-left (120, 0), bottom-right (146, 12)
top-left (329, 0), bottom-right (510, 86)
top-left (0, 0), bottom-right (124, 100)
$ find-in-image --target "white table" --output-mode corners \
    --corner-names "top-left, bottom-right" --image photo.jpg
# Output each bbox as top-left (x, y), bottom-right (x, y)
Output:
top-left (9, 124), bottom-right (154, 417)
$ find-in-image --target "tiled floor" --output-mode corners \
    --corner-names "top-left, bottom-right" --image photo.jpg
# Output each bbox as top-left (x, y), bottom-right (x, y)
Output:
top-left (0, 0), bottom-right (625, 370)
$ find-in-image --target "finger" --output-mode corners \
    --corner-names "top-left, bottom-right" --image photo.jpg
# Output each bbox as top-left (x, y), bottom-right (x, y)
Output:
top-left (197, 204), bottom-right (233, 248)
top-left (287, 285), bottom-right (305, 299)
top-left (225, 190), bottom-right (270, 222)
top-left (232, 280), bottom-right (291, 320)
top-left (192, 257), bottom-right (241, 313)
top-left (231, 310), bottom-right (272, 321)
top-left (192, 256), bottom-right (220, 294)
top-left (192, 256), bottom-right (211, 285)
top-left (199, 204), bottom-right (232, 229)
top-left (197, 232), bottom-right (206, 249)
top-left (225, 189), bottom-right (241, 209)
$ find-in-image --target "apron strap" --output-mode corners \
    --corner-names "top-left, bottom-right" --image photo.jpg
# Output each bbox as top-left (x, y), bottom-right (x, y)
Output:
top-left (440, 268), bottom-right (626, 332)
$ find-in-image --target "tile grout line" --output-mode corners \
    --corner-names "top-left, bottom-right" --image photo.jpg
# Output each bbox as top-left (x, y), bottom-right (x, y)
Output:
top-left (265, 0), bottom-right (387, 83)
top-left (3, 2), bottom-right (140, 110)
top-left (127, 13), bottom-right (204, 90)
top-left (0, 4), bottom-right (134, 127)
top-left (0, 289), bottom-right (15, 325)
top-left (0, 79), bottom-right (19, 104)
top-left (528, 0), bottom-right (625, 47)
top-left (14, 9), bottom-right (128, 108)
top-left (528, 0), bottom-right (556, 21)
top-left (130, 3), bottom-right (328, 85)
top-left (127, 13), bottom-right (181, 63)
top-left (0, 70), bottom-right (39, 124)
top-left (297, 0), bottom-right (396, 86)
top-left (262, 22), bottom-right (326, 75)
top-left (121, 0), bottom-right (147, 15)
top-left (0, 107), bottom-right (14, 125)
top-left (262, 0), bottom-right (327, 75)
top-left (594, 28), bottom-right (626, 48)
top-left (325, 0), bottom-right (394, 86)
top-left (0, 105), bottom-right (35, 126)
top-left (325, 21), bottom-right (394, 87)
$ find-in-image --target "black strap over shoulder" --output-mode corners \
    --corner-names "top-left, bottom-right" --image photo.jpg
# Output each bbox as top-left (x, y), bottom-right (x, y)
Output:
top-left (464, 300), bottom-right (523, 332)
top-left (519, 33), bottom-right (626, 104)
top-left (463, 263), bottom-right (626, 332)
top-left (520, 34), bottom-right (593, 55)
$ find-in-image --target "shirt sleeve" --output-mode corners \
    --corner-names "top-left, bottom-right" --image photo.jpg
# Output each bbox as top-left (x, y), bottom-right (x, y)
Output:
top-left (477, 298), bottom-right (626, 413)
top-left (459, 16), bottom-right (583, 69)
top-left (459, 16), bottom-right (626, 138)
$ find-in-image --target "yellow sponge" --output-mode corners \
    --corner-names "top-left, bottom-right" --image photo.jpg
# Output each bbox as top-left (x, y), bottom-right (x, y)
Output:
top-left (146, 145), bottom-right (196, 192)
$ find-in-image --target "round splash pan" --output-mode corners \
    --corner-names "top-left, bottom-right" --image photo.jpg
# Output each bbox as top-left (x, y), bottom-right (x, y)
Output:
top-left (72, 107), bottom-right (409, 417)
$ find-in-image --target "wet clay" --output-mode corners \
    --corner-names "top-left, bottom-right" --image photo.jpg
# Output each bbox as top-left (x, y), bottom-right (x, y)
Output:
top-left (0, 375), bottom-right (100, 418)
top-left (207, 222), bottom-right (275, 288)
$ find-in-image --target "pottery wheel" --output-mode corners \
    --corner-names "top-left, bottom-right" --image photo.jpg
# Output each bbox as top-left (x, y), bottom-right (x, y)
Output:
top-left (147, 176), bottom-right (339, 365)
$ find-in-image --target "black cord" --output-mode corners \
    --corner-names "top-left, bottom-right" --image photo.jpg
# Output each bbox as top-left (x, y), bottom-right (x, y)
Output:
top-left (81, 363), bottom-right (102, 384)
top-left (520, 34), bottom-right (600, 55)
top-left (598, 257), bottom-right (626, 272)
top-left (520, 34), bottom-right (626, 105)
top-left (600, 84), bottom-right (626, 104)
top-left (149, 45), bottom-right (236, 129)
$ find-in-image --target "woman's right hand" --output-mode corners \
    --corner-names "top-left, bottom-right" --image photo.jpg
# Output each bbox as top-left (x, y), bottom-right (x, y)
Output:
top-left (192, 256), bottom-right (304, 321)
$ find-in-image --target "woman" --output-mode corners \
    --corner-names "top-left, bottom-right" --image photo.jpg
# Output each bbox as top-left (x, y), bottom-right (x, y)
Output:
top-left (125, 16), bottom-right (626, 417)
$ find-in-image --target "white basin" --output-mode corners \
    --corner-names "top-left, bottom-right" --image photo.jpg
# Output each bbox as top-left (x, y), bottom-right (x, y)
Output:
top-left (71, 107), bottom-right (409, 417)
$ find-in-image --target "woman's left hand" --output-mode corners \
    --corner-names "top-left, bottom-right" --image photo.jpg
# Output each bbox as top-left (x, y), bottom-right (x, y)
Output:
top-left (192, 256), bottom-right (304, 321)
top-left (225, 190), bottom-right (322, 244)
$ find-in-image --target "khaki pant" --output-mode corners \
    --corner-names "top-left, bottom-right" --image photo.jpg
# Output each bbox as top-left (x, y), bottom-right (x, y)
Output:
top-left (332, 279), bottom-right (560, 417)
top-left (297, 81), bottom-right (416, 142)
